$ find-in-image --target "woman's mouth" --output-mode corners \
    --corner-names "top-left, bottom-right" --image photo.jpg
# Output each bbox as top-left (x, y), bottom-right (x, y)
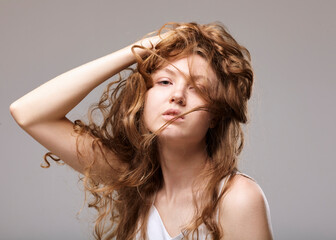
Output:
top-left (162, 109), bottom-right (184, 122)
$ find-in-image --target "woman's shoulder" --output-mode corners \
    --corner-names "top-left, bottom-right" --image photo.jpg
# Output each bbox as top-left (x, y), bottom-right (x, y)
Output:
top-left (219, 173), bottom-right (273, 239)
top-left (224, 173), bottom-right (263, 202)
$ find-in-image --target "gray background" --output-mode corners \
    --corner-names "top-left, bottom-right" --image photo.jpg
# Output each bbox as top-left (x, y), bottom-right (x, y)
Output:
top-left (1, 0), bottom-right (335, 239)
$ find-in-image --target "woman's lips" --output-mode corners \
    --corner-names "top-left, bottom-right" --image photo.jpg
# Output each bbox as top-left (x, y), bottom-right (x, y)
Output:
top-left (162, 109), bottom-right (184, 122)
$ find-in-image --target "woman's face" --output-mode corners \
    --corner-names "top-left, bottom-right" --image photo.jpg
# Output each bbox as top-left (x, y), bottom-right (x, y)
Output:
top-left (143, 54), bottom-right (217, 145)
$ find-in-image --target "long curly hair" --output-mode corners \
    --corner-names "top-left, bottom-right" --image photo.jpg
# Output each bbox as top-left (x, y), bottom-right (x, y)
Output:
top-left (44, 22), bottom-right (253, 240)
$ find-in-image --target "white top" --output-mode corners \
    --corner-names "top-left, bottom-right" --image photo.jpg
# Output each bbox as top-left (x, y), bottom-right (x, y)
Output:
top-left (136, 172), bottom-right (251, 239)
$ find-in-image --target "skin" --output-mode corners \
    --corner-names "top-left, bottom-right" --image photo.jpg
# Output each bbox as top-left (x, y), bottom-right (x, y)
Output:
top-left (10, 34), bottom-right (273, 239)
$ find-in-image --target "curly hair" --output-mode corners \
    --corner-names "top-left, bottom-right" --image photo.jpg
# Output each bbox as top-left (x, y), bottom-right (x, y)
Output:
top-left (44, 22), bottom-right (253, 240)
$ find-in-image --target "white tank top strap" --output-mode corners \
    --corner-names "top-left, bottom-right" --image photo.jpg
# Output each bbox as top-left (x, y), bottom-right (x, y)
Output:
top-left (218, 174), bottom-right (230, 194)
top-left (216, 174), bottom-right (231, 222)
top-left (235, 171), bottom-right (255, 181)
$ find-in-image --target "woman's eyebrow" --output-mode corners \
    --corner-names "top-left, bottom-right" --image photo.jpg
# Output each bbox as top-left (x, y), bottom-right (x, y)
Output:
top-left (161, 68), bottom-right (177, 76)
top-left (152, 67), bottom-right (176, 78)
top-left (158, 68), bottom-right (212, 83)
top-left (191, 75), bottom-right (211, 83)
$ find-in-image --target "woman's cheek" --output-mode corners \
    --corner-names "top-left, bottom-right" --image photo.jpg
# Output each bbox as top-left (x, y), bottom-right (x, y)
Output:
top-left (143, 91), bottom-right (161, 132)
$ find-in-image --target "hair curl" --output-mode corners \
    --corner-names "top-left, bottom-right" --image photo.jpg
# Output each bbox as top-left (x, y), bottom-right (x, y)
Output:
top-left (44, 22), bottom-right (253, 240)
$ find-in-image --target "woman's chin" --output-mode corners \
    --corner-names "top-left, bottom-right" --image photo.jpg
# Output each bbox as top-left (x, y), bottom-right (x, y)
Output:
top-left (157, 129), bottom-right (186, 141)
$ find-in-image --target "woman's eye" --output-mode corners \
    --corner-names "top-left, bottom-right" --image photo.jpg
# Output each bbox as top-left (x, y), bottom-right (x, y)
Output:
top-left (158, 80), bottom-right (171, 85)
top-left (188, 84), bottom-right (201, 90)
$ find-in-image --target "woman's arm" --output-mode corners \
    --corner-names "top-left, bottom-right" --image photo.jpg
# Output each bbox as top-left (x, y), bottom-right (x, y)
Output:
top-left (9, 36), bottom-right (161, 175)
top-left (220, 175), bottom-right (273, 240)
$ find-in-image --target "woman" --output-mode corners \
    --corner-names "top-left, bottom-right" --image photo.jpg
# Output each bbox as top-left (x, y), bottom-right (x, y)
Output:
top-left (10, 22), bottom-right (273, 239)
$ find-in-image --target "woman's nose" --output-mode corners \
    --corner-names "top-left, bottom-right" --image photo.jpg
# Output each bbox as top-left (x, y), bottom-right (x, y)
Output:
top-left (169, 84), bottom-right (186, 106)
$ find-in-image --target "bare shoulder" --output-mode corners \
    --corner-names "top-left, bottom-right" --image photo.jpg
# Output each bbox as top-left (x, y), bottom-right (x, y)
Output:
top-left (219, 174), bottom-right (273, 240)
top-left (222, 174), bottom-right (266, 211)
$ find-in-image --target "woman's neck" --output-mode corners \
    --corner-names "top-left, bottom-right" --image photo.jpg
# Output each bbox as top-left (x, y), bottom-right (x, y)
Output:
top-left (157, 139), bottom-right (208, 201)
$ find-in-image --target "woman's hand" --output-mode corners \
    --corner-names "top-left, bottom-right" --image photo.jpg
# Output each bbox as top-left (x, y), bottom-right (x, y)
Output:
top-left (134, 30), bottom-right (173, 54)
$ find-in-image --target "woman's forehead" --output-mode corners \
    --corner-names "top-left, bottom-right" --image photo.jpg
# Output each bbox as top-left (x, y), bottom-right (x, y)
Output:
top-left (153, 55), bottom-right (217, 82)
